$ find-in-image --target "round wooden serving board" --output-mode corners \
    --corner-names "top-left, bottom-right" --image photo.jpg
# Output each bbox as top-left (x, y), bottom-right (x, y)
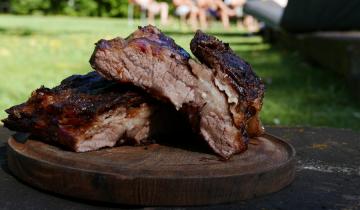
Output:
top-left (7, 134), bottom-right (295, 206)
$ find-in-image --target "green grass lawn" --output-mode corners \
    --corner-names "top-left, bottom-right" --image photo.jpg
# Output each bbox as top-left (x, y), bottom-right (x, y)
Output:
top-left (0, 15), bottom-right (359, 130)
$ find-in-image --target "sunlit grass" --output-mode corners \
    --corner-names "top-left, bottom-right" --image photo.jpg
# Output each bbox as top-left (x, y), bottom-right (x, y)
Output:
top-left (0, 15), bottom-right (359, 130)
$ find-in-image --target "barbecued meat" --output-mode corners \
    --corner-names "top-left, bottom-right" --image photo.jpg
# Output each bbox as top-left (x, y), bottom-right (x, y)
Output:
top-left (2, 72), bottom-right (161, 152)
top-left (90, 25), bottom-right (265, 159)
top-left (190, 30), bottom-right (265, 137)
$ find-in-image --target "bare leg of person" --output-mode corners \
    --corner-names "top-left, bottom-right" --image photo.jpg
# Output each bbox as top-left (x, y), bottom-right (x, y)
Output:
top-left (160, 3), bottom-right (169, 25)
top-left (180, 14), bottom-right (186, 30)
top-left (188, 9), bottom-right (198, 30)
top-left (244, 15), bottom-right (259, 33)
top-left (148, 10), bottom-right (155, 25)
top-left (220, 10), bottom-right (230, 30)
top-left (237, 18), bottom-right (244, 29)
top-left (199, 9), bottom-right (208, 30)
top-left (213, 0), bottom-right (232, 30)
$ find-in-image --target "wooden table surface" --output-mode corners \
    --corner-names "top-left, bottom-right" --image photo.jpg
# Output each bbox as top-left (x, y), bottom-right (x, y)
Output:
top-left (0, 126), bottom-right (359, 210)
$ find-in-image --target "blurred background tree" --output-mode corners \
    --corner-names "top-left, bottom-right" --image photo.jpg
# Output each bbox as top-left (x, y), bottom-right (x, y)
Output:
top-left (8, 0), bottom-right (50, 15)
top-left (5, 0), bottom-right (173, 17)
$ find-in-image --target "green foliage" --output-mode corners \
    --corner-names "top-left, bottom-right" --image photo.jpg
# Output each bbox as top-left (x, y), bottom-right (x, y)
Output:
top-left (95, 0), bottom-right (128, 17)
top-left (10, 0), bottom-right (51, 15)
top-left (63, 0), bottom-right (98, 16)
top-left (9, 0), bottom-right (129, 17)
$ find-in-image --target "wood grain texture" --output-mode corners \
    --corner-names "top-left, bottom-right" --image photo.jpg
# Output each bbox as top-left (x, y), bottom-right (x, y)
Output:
top-left (7, 134), bottom-right (295, 206)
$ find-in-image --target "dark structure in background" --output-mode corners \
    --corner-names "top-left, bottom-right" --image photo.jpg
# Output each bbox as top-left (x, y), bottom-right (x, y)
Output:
top-left (245, 0), bottom-right (360, 102)
top-left (0, 0), bottom-right (10, 13)
top-left (281, 0), bottom-right (360, 33)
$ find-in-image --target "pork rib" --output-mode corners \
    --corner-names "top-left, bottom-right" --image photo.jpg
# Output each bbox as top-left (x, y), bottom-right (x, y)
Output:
top-left (2, 72), bottom-right (159, 152)
top-left (90, 25), bottom-right (265, 158)
top-left (190, 30), bottom-right (265, 137)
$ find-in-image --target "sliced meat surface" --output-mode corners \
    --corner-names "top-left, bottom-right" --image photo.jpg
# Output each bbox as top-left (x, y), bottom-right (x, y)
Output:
top-left (190, 30), bottom-right (265, 137)
top-left (90, 25), bottom-right (265, 159)
top-left (2, 72), bottom-right (160, 152)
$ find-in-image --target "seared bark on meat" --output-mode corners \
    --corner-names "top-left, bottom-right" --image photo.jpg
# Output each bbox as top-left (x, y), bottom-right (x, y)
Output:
top-left (90, 25), bottom-right (265, 159)
top-left (190, 30), bottom-right (265, 137)
top-left (2, 72), bottom-right (160, 152)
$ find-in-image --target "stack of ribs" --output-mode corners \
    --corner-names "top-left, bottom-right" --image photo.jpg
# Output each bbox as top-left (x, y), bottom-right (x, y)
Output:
top-left (3, 25), bottom-right (265, 159)
top-left (3, 72), bottom-right (159, 152)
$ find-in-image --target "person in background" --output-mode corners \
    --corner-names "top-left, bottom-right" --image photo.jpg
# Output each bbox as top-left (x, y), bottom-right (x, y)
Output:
top-left (225, 0), bottom-right (260, 33)
top-left (242, 13), bottom-right (259, 33)
top-left (173, 0), bottom-right (199, 30)
top-left (130, 0), bottom-right (169, 25)
top-left (196, 0), bottom-right (235, 30)
top-left (224, 0), bottom-right (245, 28)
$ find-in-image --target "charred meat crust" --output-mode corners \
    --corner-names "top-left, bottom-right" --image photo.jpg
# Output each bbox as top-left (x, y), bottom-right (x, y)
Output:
top-left (4, 72), bottom-right (150, 128)
top-left (90, 26), bottom-right (190, 70)
top-left (190, 30), bottom-right (265, 137)
top-left (2, 72), bottom-right (156, 151)
top-left (127, 26), bottom-right (191, 62)
top-left (190, 30), bottom-right (264, 103)
top-left (90, 25), bottom-right (260, 159)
